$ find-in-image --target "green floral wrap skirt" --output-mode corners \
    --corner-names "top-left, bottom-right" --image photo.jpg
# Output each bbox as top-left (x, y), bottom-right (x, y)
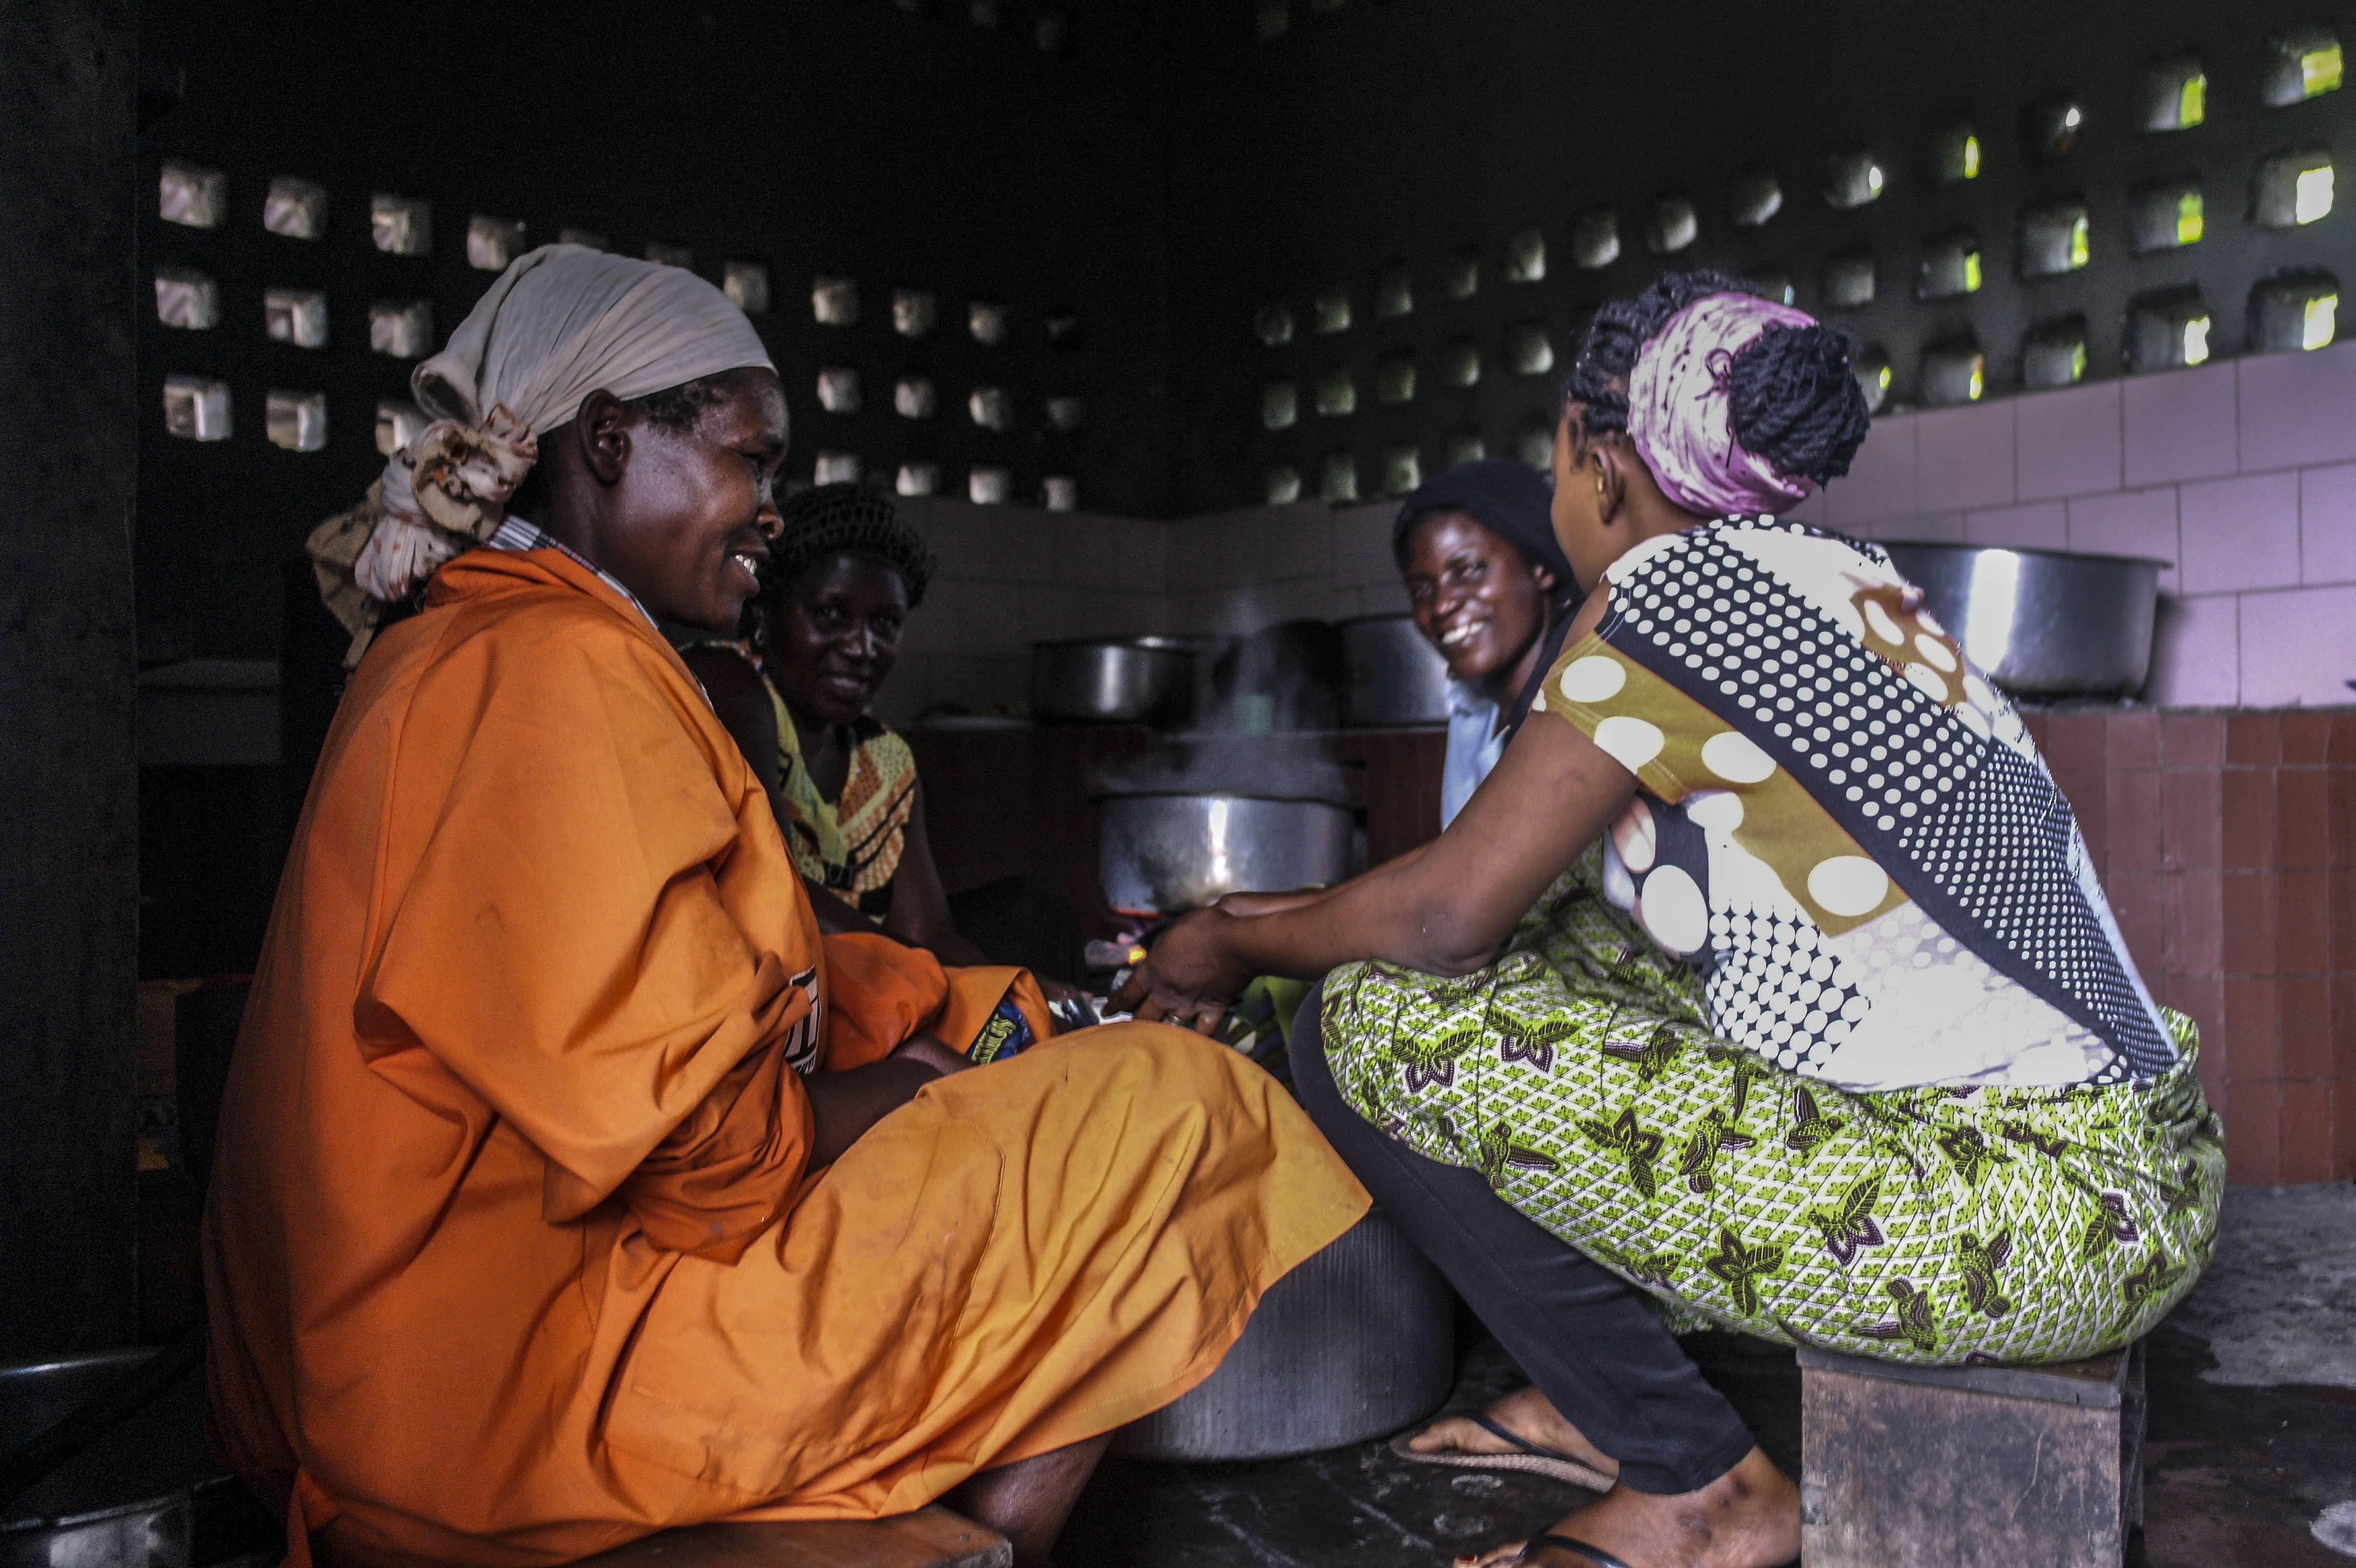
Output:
top-left (1321, 853), bottom-right (2225, 1365)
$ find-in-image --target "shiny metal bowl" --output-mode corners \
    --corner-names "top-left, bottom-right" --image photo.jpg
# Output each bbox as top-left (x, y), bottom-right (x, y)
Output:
top-left (1097, 793), bottom-right (1353, 914)
top-left (1882, 542), bottom-right (2168, 697)
top-left (1029, 637), bottom-right (1196, 725)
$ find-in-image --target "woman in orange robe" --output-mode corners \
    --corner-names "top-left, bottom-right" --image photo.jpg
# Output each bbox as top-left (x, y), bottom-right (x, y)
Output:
top-left (205, 246), bottom-right (1367, 1568)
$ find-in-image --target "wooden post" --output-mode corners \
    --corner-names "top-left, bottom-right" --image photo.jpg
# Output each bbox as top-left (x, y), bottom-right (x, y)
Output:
top-left (0, 0), bottom-right (141, 1359)
top-left (1798, 1342), bottom-right (2146, 1568)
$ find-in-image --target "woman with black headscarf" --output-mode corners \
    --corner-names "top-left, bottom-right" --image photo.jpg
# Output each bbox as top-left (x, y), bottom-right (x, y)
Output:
top-left (1392, 458), bottom-right (1582, 825)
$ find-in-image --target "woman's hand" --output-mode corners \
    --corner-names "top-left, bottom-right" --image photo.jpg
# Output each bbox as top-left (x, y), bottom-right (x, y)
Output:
top-left (1110, 908), bottom-right (1251, 1035)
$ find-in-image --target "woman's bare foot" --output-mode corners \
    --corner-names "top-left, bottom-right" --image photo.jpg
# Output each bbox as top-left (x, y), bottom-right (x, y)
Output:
top-left (1408, 1385), bottom-right (1620, 1482)
top-left (1453, 1446), bottom-right (1799, 1568)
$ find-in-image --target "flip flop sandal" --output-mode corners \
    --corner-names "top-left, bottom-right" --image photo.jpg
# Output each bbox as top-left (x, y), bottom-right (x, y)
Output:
top-left (1517, 1535), bottom-right (1634, 1568)
top-left (1388, 1412), bottom-right (1616, 1492)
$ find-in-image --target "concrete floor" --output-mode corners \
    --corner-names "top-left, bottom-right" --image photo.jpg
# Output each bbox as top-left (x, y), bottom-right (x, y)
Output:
top-left (9, 1186), bottom-right (2350, 1566)
top-left (1062, 1183), bottom-right (2356, 1567)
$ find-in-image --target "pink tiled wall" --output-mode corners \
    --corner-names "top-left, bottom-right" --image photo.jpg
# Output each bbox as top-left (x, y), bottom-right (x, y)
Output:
top-left (2026, 708), bottom-right (2356, 1184)
top-left (1789, 339), bottom-right (2356, 710)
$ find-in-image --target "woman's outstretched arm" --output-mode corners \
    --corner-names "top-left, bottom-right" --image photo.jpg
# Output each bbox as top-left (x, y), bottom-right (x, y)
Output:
top-left (1115, 706), bottom-right (1638, 1031)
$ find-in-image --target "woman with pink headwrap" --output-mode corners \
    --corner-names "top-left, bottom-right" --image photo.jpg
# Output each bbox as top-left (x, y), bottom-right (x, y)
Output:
top-left (1115, 273), bottom-right (2219, 1568)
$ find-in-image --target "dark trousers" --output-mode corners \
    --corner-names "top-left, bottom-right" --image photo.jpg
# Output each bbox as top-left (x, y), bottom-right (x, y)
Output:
top-left (1290, 982), bottom-right (1757, 1496)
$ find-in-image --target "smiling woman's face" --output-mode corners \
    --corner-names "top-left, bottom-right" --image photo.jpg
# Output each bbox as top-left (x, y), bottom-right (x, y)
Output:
top-left (761, 553), bottom-right (912, 727)
top-left (588, 367), bottom-right (789, 630)
top-left (1401, 509), bottom-right (1554, 683)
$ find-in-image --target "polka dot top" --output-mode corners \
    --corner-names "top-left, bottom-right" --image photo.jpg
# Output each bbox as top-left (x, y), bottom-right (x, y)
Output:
top-left (1534, 516), bottom-right (2177, 1091)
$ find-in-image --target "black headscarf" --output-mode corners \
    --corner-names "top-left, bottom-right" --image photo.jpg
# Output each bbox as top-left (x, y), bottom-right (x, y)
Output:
top-left (1390, 458), bottom-right (1578, 602)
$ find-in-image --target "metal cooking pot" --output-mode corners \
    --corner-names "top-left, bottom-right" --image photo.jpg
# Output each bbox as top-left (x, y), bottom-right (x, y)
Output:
top-left (1882, 543), bottom-right (2168, 697)
top-left (1098, 794), bottom-right (1352, 914)
top-left (1, 1350), bottom-right (209, 1568)
top-left (1340, 614), bottom-right (1451, 728)
top-left (1029, 637), bottom-right (1196, 725)
top-left (1111, 1207), bottom-right (1453, 1460)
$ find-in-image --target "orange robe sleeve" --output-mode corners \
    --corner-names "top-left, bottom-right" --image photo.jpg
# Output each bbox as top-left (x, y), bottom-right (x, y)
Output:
top-left (357, 622), bottom-right (818, 1249)
top-left (818, 931), bottom-right (1051, 1070)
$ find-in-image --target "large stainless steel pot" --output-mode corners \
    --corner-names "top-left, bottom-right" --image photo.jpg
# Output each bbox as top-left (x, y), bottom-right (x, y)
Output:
top-left (1882, 543), bottom-right (2168, 697)
top-left (1340, 614), bottom-right (1451, 728)
top-left (1029, 637), bottom-right (1195, 725)
top-left (1098, 793), bottom-right (1352, 914)
top-left (1, 1350), bottom-right (208, 1568)
top-left (1111, 1207), bottom-right (1454, 1461)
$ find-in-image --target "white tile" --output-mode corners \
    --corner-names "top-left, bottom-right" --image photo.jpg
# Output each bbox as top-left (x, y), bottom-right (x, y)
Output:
top-left (956, 577), bottom-right (1069, 650)
top-left (2237, 583), bottom-right (2356, 706)
top-left (1915, 401), bottom-right (2016, 511)
top-left (2177, 471), bottom-right (2301, 594)
top-left (2299, 461), bottom-right (2356, 585)
top-left (2239, 338), bottom-right (2356, 473)
top-left (905, 499), bottom-right (991, 580)
top-left (902, 499), bottom-right (1062, 583)
top-left (1171, 578), bottom-right (1339, 636)
top-left (1331, 502), bottom-right (1399, 588)
top-left (1873, 512), bottom-right (1966, 544)
top-left (1050, 513), bottom-right (1166, 593)
top-left (2014, 380), bottom-right (2122, 500)
top-left (978, 506), bottom-right (1062, 583)
top-left (2141, 594), bottom-right (2239, 707)
top-left (1823, 414), bottom-right (1917, 526)
top-left (1357, 577), bottom-right (1413, 618)
top-left (1168, 504), bottom-right (1333, 592)
top-left (1165, 586), bottom-right (1230, 637)
top-left (927, 653), bottom-right (1028, 715)
top-left (2068, 487), bottom-right (2181, 593)
top-left (2122, 362), bottom-right (2239, 486)
top-left (896, 577), bottom-right (964, 657)
top-left (1782, 487), bottom-right (1829, 524)
top-left (1067, 587), bottom-right (1170, 639)
top-left (1962, 501), bottom-right (2068, 550)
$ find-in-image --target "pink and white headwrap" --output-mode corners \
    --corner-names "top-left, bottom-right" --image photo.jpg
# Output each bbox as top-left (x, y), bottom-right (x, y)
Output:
top-left (1625, 291), bottom-right (1820, 518)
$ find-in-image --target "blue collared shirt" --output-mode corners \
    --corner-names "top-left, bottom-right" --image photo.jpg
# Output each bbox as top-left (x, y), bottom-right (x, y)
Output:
top-left (1440, 679), bottom-right (1509, 828)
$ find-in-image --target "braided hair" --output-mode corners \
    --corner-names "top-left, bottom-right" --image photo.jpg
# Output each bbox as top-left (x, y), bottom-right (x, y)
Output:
top-left (763, 483), bottom-right (937, 608)
top-left (1564, 269), bottom-right (1873, 483)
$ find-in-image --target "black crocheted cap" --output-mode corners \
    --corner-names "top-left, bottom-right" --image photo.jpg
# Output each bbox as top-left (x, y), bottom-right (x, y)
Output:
top-left (765, 483), bottom-right (937, 607)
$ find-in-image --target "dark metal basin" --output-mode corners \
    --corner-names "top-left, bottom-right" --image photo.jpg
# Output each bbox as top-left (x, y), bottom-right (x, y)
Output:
top-left (0, 1350), bottom-right (210, 1568)
top-left (1111, 1208), bottom-right (1454, 1461)
top-left (1882, 543), bottom-right (2167, 697)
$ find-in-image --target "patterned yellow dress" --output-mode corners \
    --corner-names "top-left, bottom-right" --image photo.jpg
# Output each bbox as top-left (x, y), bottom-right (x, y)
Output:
top-left (1322, 516), bottom-right (2222, 1364)
top-left (771, 696), bottom-right (917, 922)
top-left (701, 643), bottom-right (919, 922)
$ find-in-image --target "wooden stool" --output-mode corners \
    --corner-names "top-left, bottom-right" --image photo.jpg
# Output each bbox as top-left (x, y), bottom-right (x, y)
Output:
top-left (1797, 1342), bottom-right (2146, 1568)
top-left (321, 1507), bottom-right (1011, 1568)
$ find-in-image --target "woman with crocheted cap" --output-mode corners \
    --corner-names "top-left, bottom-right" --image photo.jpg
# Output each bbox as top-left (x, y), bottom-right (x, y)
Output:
top-left (683, 483), bottom-right (1089, 995)
top-left (1117, 271), bottom-right (2220, 1568)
